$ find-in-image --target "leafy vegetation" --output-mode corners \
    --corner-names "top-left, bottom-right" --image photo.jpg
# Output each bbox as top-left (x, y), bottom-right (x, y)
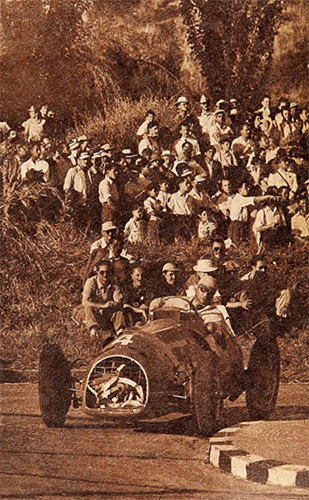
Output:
top-left (180, 0), bottom-right (286, 107)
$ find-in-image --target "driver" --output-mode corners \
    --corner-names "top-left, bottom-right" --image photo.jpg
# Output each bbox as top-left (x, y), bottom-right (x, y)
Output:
top-left (192, 275), bottom-right (234, 333)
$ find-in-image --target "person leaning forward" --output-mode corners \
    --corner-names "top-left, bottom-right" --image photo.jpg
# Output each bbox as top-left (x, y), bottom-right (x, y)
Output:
top-left (79, 260), bottom-right (126, 344)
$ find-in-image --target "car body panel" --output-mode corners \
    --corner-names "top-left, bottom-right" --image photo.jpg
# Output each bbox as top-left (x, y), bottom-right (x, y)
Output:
top-left (81, 298), bottom-right (244, 419)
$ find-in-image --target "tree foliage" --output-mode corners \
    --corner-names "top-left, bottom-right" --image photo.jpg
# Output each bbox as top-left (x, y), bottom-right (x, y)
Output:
top-left (0, 0), bottom-right (192, 125)
top-left (0, 0), bottom-right (107, 124)
top-left (180, 0), bottom-right (286, 105)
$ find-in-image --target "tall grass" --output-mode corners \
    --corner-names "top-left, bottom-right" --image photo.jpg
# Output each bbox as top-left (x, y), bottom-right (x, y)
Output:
top-left (73, 96), bottom-right (179, 149)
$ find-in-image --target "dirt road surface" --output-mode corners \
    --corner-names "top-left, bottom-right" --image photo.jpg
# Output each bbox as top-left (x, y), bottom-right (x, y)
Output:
top-left (0, 382), bottom-right (308, 500)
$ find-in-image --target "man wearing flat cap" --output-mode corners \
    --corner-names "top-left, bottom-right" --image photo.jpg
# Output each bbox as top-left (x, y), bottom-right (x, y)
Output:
top-left (156, 262), bottom-right (185, 297)
top-left (81, 221), bottom-right (118, 284)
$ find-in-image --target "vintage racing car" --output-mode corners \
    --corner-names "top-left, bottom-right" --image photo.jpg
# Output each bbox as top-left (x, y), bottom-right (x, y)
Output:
top-left (38, 296), bottom-right (280, 436)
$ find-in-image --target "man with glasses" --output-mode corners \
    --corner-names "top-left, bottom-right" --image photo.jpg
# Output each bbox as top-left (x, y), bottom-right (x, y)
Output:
top-left (192, 275), bottom-right (233, 331)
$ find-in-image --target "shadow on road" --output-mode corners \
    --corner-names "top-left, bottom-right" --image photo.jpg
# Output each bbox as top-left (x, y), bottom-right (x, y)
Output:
top-left (0, 368), bottom-right (28, 384)
top-left (133, 404), bottom-right (309, 437)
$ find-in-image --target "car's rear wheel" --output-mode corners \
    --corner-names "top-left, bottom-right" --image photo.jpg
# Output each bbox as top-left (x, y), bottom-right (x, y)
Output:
top-left (246, 337), bottom-right (280, 420)
top-left (191, 352), bottom-right (221, 437)
top-left (38, 342), bottom-right (72, 427)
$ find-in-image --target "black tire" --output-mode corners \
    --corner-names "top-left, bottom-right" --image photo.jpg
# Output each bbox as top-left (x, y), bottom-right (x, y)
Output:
top-left (246, 337), bottom-right (280, 420)
top-left (38, 342), bottom-right (72, 427)
top-left (191, 352), bottom-right (221, 437)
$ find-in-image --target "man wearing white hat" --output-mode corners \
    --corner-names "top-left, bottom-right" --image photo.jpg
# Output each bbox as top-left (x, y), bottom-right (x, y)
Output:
top-left (90, 221), bottom-right (117, 254)
top-left (78, 135), bottom-right (89, 152)
top-left (100, 143), bottom-right (114, 158)
top-left (175, 96), bottom-right (190, 122)
top-left (198, 94), bottom-right (213, 136)
top-left (22, 105), bottom-right (45, 142)
top-left (185, 259), bottom-right (220, 299)
top-left (187, 174), bottom-right (215, 215)
top-left (67, 139), bottom-right (81, 166)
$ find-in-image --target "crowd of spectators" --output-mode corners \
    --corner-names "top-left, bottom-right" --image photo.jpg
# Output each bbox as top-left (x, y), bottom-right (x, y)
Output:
top-left (1, 95), bottom-right (308, 342)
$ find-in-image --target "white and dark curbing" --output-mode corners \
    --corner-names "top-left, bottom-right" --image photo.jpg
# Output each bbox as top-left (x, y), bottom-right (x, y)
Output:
top-left (209, 423), bottom-right (309, 489)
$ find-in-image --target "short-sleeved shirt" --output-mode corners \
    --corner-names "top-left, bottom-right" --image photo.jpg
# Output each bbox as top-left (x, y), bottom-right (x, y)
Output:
top-left (21, 157), bottom-right (50, 183)
top-left (124, 218), bottom-right (147, 244)
top-left (63, 166), bottom-right (87, 199)
top-left (291, 212), bottom-right (309, 237)
top-left (168, 191), bottom-right (191, 215)
top-left (82, 275), bottom-right (117, 305)
top-left (144, 196), bottom-right (160, 221)
top-left (230, 193), bottom-right (256, 222)
top-left (98, 175), bottom-right (119, 205)
top-left (22, 117), bottom-right (45, 141)
top-left (90, 236), bottom-right (109, 254)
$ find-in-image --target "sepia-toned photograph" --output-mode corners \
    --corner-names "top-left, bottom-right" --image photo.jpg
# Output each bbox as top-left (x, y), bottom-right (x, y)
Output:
top-left (0, 0), bottom-right (308, 498)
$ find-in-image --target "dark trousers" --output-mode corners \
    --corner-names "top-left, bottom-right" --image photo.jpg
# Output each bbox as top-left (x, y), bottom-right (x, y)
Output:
top-left (228, 220), bottom-right (248, 246)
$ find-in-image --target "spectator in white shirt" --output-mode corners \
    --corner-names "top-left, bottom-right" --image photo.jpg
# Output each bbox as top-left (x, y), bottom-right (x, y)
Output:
top-left (21, 142), bottom-right (50, 184)
top-left (197, 94), bottom-right (213, 137)
top-left (268, 149), bottom-right (298, 200)
top-left (252, 192), bottom-right (287, 252)
top-left (209, 110), bottom-right (234, 149)
top-left (291, 197), bottom-right (309, 240)
top-left (174, 122), bottom-right (201, 159)
top-left (63, 151), bottom-right (92, 215)
top-left (136, 110), bottom-right (156, 138)
top-left (99, 164), bottom-right (120, 223)
top-left (168, 176), bottom-right (192, 241)
top-left (228, 179), bottom-right (276, 246)
top-left (231, 124), bottom-right (255, 165)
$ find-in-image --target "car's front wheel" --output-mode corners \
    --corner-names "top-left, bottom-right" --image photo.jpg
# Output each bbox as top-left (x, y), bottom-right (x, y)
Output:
top-left (246, 337), bottom-right (280, 420)
top-left (38, 342), bottom-right (72, 427)
top-left (191, 351), bottom-right (221, 437)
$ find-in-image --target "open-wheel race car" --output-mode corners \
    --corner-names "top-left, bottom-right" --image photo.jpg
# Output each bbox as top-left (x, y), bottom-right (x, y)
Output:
top-left (38, 296), bottom-right (280, 436)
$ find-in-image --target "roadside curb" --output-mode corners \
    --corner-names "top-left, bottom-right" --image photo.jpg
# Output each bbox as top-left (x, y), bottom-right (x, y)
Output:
top-left (208, 423), bottom-right (309, 489)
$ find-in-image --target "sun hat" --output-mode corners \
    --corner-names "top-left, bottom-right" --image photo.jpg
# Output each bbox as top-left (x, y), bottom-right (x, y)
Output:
top-left (193, 259), bottom-right (218, 273)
